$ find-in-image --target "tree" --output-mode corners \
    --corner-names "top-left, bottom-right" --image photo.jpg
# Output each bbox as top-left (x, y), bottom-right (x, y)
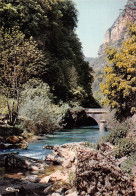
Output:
top-left (19, 80), bottom-right (69, 134)
top-left (0, 0), bottom-right (57, 38)
top-left (0, 27), bottom-right (45, 125)
top-left (100, 22), bottom-right (136, 120)
top-left (0, 0), bottom-right (98, 108)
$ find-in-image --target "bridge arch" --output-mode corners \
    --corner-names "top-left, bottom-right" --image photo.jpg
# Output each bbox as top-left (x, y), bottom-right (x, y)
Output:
top-left (85, 116), bottom-right (99, 126)
top-left (85, 108), bottom-right (108, 130)
top-left (87, 114), bottom-right (100, 126)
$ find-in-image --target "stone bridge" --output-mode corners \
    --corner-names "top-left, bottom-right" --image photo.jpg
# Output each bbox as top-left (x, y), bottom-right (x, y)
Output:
top-left (85, 108), bottom-right (109, 130)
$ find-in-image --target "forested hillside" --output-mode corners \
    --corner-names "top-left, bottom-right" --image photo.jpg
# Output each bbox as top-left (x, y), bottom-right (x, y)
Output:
top-left (0, 0), bottom-right (98, 107)
top-left (0, 0), bottom-right (99, 133)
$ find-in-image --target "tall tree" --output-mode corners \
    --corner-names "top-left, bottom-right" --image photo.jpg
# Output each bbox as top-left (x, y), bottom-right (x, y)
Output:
top-left (0, 0), bottom-right (98, 107)
top-left (0, 27), bottom-right (45, 125)
top-left (100, 22), bottom-right (136, 120)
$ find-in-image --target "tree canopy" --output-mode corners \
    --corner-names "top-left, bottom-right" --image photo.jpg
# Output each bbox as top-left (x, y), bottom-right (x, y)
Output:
top-left (100, 22), bottom-right (136, 120)
top-left (0, 27), bottom-right (45, 124)
top-left (0, 0), bottom-right (98, 108)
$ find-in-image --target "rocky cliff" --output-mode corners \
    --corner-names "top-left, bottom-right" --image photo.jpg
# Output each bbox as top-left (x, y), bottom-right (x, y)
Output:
top-left (90, 0), bottom-right (136, 103)
top-left (98, 0), bottom-right (136, 56)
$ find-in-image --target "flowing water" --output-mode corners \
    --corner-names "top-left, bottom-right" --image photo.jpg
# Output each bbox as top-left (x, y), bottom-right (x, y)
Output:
top-left (0, 126), bottom-right (108, 160)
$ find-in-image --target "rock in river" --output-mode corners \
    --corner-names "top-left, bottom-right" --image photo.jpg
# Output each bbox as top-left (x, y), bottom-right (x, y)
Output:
top-left (0, 141), bottom-right (28, 150)
top-left (43, 144), bottom-right (54, 150)
top-left (6, 136), bottom-right (20, 144)
top-left (5, 154), bottom-right (48, 171)
top-left (0, 177), bottom-right (51, 195)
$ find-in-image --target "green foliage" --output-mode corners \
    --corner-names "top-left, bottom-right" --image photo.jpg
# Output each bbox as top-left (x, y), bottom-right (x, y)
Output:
top-left (0, 125), bottom-right (24, 138)
top-left (99, 117), bottom-right (136, 170)
top-left (100, 22), bottom-right (136, 120)
top-left (121, 153), bottom-right (136, 176)
top-left (44, 30), bottom-right (95, 107)
top-left (0, 0), bottom-right (98, 133)
top-left (83, 141), bottom-right (99, 150)
top-left (70, 105), bottom-right (84, 113)
top-left (100, 118), bottom-right (133, 145)
top-left (0, 0), bottom-right (56, 37)
top-left (19, 80), bottom-right (70, 134)
top-left (0, 94), bottom-right (7, 115)
top-left (0, 0), bottom-right (97, 108)
top-left (113, 138), bottom-right (135, 158)
top-left (89, 55), bottom-right (107, 106)
top-left (0, 27), bottom-right (44, 94)
top-left (0, 27), bottom-right (45, 125)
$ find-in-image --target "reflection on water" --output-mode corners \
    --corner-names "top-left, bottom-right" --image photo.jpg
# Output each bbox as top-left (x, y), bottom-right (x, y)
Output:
top-left (0, 126), bottom-right (108, 160)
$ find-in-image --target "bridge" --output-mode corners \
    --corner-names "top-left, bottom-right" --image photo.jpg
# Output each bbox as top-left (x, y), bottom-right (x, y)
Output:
top-left (85, 108), bottom-right (109, 130)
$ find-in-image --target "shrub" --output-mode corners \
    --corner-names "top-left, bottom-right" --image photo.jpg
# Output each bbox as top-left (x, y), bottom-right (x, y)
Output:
top-left (83, 141), bottom-right (99, 150)
top-left (0, 125), bottom-right (23, 138)
top-left (19, 81), bottom-right (69, 134)
top-left (121, 153), bottom-right (136, 176)
top-left (113, 138), bottom-right (135, 158)
top-left (0, 94), bottom-right (7, 115)
top-left (99, 118), bottom-right (135, 145)
top-left (0, 94), bottom-right (18, 117)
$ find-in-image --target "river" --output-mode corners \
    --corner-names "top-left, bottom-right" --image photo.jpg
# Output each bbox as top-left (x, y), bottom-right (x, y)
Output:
top-left (0, 126), bottom-right (108, 160)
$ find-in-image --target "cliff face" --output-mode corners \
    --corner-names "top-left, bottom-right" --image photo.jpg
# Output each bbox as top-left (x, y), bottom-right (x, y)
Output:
top-left (98, 0), bottom-right (136, 56)
top-left (104, 12), bottom-right (126, 44)
top-left (98, 12), bottom-right (126, 56)
top-left (90, 0), bottom-right (136, 103)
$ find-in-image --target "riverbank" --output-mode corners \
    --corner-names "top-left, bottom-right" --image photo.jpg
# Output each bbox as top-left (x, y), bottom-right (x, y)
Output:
top-left (0, 118), bottom-right (136, 195)
top-left (0, 107), bottom-right (100, 151)
top-left (0, 141), bottom-right (135, 195)
top-left (0, 126), bottom-right (108, 160)
top-left (0, 123), bottom-right (48, 151)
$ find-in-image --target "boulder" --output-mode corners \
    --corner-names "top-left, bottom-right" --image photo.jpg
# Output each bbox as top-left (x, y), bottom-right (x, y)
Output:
top-left (43, 145), bottom-right (54, 150)
top-left (50, 193), bottom-right (61, 196)
top-left (45, 143), bottom-right (77, 168)
top-left (43, 181), bottom-right (72, 195)
top-left (46, 154), bottom-right (63, 165)
top-left (43, 185), bottom-right (53, 194)
top-left (76, 147), bottom-right (134, 196)
top-left (0, 142), bottom-right (28, 150)
top-left (0, 135), bottom-right (28, 150)
top-left (0, 177), bottom-right (51, 195)
top-left (40, 170), bottom-right (69, 184)
top-left (25, 175), bottom-right (39, 183)
top-left (5, 154), bottom-right (48, 171)
top-left (0, 152), bottom-right (19, 163)
top-left (16, 141), bottom-right (28, 150)
top-left (50, 170), bottom-right (69, 183)
top-left (5, 187), bottom-right (19, 193)
top-left (18, 136), bottom-right (25, 143)
top-left (65, 190), bottom-right (78, 196)
top-left (40, 176), bottom-right (50, 183)
top-left (6, 136), bottom-right (20, 144)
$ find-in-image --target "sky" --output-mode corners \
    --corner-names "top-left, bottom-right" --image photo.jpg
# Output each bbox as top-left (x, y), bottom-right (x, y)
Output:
top-left (73, 0), bottom-right (128, 57)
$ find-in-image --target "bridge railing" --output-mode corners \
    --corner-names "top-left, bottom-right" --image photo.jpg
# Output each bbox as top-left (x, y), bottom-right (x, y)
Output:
top-left (85, 108), bottom-right (109, 114)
